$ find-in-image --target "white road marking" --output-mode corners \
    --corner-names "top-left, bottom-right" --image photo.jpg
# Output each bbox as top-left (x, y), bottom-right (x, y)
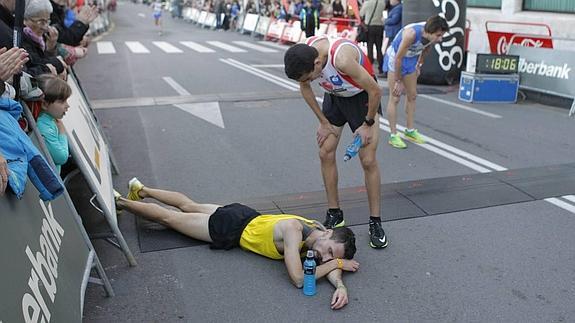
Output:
top-left (207, 41), bottom-right (247, 53)
top-left (162, 77), bottom-right (190, 96)
top-left (220, 58), bottom-right (298, 91)
top-left (175, 102), bottom-right (224, 128)
top-left (563, 195), bottom-right (575, 203)
top-left (420, 94), bottom-right (503, 119)
top-left (257, 41), bottom-right (289, 50)
top-left (233, 41), bottom-right (278, 53)
top-left (251, 64), bottom-right (285, 68)
top-left (179, 41), bottom-right (215, 53)
top-left (138, 13), bottom-right (146, 18)
top-left (125, 41), bottom-right (150, 53)
top-left (152, 41), bottom-right (183, 53)
top-left (545, 198), bottom-right (575, 214)
top-left (96, 41), bottom-right (116, 54)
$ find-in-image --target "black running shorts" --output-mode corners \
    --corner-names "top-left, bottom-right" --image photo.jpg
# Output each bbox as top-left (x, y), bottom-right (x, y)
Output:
top-left (208, 203), bottom-right (261, 250)
top-left (322, 90), bottom-right (382, 132)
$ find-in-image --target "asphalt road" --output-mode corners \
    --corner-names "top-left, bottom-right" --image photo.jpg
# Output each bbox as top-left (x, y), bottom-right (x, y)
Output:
top-left (78, 2), bottom-right (575, 322)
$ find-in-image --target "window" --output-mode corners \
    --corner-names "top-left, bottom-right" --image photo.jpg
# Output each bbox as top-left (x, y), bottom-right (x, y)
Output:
top-left (467, 0), bottom-right (501, 9)
top-left (523, 0), bottom-right (575, 13)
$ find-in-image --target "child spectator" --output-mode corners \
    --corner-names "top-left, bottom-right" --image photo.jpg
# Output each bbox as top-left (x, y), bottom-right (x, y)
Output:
top-left (36, 74), bottom-right (72, 174)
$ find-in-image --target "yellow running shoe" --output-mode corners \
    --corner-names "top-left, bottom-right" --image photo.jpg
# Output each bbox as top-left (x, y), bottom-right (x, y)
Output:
top-left (127, 177), bottom-right (144, 201)
top-left (388, 133), bottom-right (407, 149)
top-left (404, 129), bottom-right (425, 144)
top-left (113, 190), bottom-right (122, 214)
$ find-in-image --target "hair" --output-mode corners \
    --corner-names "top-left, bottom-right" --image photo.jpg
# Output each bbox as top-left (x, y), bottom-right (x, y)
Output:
top-left (284, 43), bottom-right (318, 81)
top-left (330, 227), bottom-right (356, 259)
top-left (37, 74), bottom-right (72, 104)
top-left (424, 15), bottom-right (449, 34)
top-left (24, 0), bottom-right (53, 19)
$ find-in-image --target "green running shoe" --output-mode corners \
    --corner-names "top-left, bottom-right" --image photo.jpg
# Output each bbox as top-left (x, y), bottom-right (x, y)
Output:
top-left (404, 129), bottom-right (425, 144)
top-left (388, 133), bottom-right (407, 149)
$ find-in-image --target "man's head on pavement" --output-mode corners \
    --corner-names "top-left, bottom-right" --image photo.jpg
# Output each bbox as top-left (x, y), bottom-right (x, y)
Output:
top-left (424, 15), bottom-right (450, 44)
top-left (284, 43), bottom-right (323, 83)
top-left (312, 227), bottom-right (356, 264)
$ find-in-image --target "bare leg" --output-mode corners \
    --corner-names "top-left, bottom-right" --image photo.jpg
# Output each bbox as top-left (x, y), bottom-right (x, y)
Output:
top-left (386, 71), bottom-right (402, 134)
top-left (139, 186), bottom-right (220, 215)
top-left (359, 123), bottom-right (381, 217)
top-left (403, 72), bottom-right (418, 129)
top-left (319, 129), bottom-right (343, 209)
top-left (117, 198), bottom-right (213, 242)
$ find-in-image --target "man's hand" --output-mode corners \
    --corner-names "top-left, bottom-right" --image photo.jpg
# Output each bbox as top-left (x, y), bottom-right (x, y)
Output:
top-left (0, 47), bottom-right (29, 81)
top-left (392, 80), bottom-right (404, 97)
top-left (331, 286), bottom-right (348, 310)
top-left (317, 122), bottom-right (337, 147)
top-left (45, 26), bottom-right (59, 51)
top-left (77, 5), bottom-right (99, 25)
top-left (354, 124), bottom-right (373, 147)
top-left (46, 63), bottom-right (57, 75)
top-left (340, 259), bottom-right (360, 272)
top-left (0, 154), bottom-right (8, 196)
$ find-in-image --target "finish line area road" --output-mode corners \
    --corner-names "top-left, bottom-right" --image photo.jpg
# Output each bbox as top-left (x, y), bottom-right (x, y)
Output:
top-left (77, 2), bottom-right (575, 322)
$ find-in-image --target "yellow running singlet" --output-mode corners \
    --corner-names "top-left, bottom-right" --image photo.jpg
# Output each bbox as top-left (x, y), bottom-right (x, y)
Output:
top-left (239, 214), bottom-right (317, 260)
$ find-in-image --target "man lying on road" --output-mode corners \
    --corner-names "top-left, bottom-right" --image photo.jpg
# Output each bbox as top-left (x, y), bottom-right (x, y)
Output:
top-left (115, 178), bottom-right (360, 309)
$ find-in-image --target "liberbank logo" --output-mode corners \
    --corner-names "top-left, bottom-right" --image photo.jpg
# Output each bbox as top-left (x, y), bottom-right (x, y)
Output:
top-left (21, 201), bottom-right (65, 323)
top-left (518, 58), bottom-right (571, 80)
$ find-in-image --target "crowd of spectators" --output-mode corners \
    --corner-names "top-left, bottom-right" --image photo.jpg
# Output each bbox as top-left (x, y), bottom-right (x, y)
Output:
top-left (0, 0), bottom-right (101, 197)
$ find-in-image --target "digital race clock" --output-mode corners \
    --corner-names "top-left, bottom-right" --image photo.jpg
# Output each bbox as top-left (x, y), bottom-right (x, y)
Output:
top-left (475, 54), bottom-right (520, 74)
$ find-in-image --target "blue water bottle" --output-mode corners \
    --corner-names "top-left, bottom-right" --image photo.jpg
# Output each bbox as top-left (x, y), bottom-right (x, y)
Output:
top-left (343, 135), bottom-right (362, 162)
top-left (303, 250), bottom-right (316, 296)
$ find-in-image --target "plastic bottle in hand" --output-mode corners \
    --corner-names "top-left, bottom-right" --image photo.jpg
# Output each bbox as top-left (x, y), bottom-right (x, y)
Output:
top-left (303, 250), bottom-right (316, 296)
top-left (343, 135), bottom-right (362, 162)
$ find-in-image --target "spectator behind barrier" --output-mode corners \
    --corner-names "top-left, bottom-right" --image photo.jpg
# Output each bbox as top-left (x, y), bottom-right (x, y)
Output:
top-left (0, 96), bottom-right (64, 200)
top-left (50, 0), bottom-right (97, 46)
top-left (0, 47), bottom-right (30, 98)
top-left (332, 0), bottom-right (344, 18)
top-left (0, 45), bottom-right (29, 196)
top-left (0, 0), bottom-right (16, 48)
top-left (22, 0), bottom-right (68, 77)
top-left (35, 73), bottom-right (71, 174)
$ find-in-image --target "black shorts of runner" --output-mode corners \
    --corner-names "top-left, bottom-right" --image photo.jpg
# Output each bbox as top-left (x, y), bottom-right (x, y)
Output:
top-left (208, 203), bottom-right (261, 250)
top-left (322, 90), bottom-right (382, 133)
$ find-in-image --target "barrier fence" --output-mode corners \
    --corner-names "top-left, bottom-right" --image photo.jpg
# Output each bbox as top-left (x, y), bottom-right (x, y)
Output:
top-left (0, 99), bottom-right (115, 321)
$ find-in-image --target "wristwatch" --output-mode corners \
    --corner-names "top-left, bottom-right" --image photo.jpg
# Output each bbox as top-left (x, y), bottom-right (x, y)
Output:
top-left (364, 116), bottom-right (375, 126)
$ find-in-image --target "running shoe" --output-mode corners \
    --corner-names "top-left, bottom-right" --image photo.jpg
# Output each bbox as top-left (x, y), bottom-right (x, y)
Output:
top-left (323, 209), bottom-right (345, 229)
top-left (127, 177), bottom-right (144, 201)
top-left (388, 133), bottom-right (407, 149)
top-left (368, 220), bottom-right (388, 249)
top-left (404, 129), bottom-right (425, 144)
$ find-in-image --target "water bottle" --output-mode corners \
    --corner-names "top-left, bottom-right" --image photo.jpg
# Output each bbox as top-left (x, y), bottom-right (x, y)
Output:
top-left (343, 135), bottom-right (362, 162)
top-left (303, 250), bottom-right (316, 296)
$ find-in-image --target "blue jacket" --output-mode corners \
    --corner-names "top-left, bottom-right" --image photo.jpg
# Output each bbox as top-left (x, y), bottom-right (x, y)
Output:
top-left (384, 3), bottom-right (402, 41)
top-left (0, 98), bottom-right (64, 201)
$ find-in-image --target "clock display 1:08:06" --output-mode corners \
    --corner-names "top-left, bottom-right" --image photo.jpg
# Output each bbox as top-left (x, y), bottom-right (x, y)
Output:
top-left (485, 57), bottom-right (517, 71)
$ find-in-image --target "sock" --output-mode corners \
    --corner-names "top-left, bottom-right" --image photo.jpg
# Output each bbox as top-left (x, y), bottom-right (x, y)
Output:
top-left (369, 216), bottom-right (381, 223)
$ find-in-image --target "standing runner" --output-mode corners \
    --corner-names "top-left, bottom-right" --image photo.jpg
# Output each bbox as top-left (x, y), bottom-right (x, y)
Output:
top-left (383, 15), bottom-right (449, 149)
top-left (284, 36), bottom-right (388, 249)
top-left (152, 0), bottom-right (163, 35)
